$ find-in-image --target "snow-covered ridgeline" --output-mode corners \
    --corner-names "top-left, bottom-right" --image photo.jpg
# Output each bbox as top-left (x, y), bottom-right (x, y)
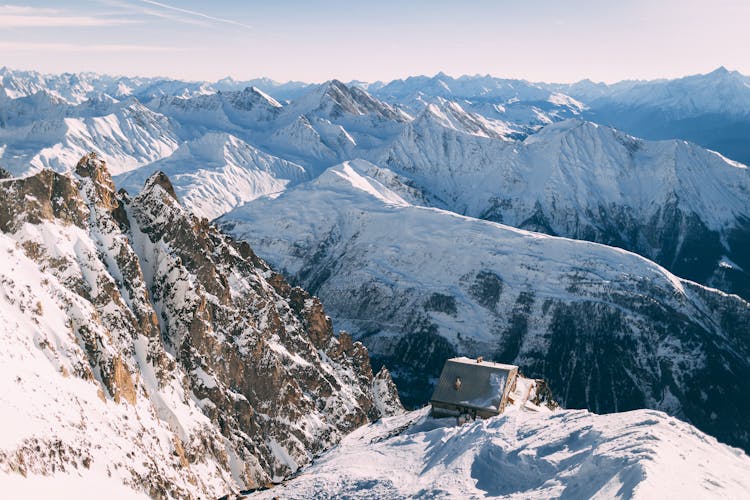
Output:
top-left (115, 132), bottom-right (310, 220)
top-left (378, 115), bottom-right (750, 300)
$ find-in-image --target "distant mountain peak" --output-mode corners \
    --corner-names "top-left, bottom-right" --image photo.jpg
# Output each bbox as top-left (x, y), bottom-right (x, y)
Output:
top-left (288, 78), bottom-right (407, 123)
top-left (711, 65), bottom-right (730, 75)
top-left (416, 98), bottom-right (512, 139)
top-left (246, 85), bottom-right (283, 107)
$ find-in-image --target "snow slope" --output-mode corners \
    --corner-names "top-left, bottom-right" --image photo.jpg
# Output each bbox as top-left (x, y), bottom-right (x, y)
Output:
top-left (255, 405), bottom-right (750, 499)
top-left (382, 117), bottom-right (750, 230)
top-left (219, 160), bottom-right (750, 452)
top-left (0, 472), bottom-right (148, 500)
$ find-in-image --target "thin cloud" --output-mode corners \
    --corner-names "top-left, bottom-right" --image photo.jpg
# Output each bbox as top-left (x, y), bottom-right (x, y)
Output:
top-left (97, 0), bottom-right (210, 27)
top-left (0, 41), bottom-right (182, 52)
top-left (0, 4), bottom-right (133, 27)
top-left (134, 0), bottom-right (252, 29)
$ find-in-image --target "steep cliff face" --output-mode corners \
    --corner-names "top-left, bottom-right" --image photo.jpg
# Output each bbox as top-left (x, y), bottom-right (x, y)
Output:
top-left (0, 153), bottom-right (401, 498)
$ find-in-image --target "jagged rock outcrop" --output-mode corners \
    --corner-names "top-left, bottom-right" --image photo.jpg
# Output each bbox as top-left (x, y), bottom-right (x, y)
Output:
top-left (372, 366), bottom-right (404, 418)
top-left (0, 153), bottom-right (401, 498)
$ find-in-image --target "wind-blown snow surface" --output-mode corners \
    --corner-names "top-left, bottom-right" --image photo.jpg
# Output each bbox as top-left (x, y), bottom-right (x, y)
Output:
top-left (254, 406), bottom-right (750, 499)
top-left (0, 472), bottom-right (148, 500)
top-left (219, 160), bottom-right (750, 452)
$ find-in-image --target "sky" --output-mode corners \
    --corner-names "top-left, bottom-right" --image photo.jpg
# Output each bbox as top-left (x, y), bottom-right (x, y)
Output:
top-left (0, 0), bottom-right (747, 84)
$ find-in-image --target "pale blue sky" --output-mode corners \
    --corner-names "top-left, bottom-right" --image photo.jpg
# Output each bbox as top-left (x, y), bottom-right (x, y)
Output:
top-left (0, 0), bottom-right (747, 83)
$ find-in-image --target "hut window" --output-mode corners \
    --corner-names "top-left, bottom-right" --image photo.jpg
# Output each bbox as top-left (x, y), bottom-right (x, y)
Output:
top-left (454, 377), bottom-right (462, 391)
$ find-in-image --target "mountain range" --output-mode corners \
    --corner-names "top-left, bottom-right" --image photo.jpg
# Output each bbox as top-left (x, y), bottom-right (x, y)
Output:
top-left (2, 66), bottom-right (750, 497)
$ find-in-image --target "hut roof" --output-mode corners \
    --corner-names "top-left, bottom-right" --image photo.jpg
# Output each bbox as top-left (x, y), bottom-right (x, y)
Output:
top-left (430, 357), bottom-right (518, 413)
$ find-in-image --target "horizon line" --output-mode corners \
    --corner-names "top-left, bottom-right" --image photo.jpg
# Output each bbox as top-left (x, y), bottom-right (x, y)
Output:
top-left (0, 64), bottom-right (742, 88)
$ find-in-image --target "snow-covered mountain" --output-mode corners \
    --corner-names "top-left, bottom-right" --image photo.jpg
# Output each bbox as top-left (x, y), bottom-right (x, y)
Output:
top-left (411, 98), bottom-right (516, 140)
top-left (379, 117), bottom-right (750, 301)
top-left (263, 80), bottom-right (410, 170)
top-left (219, 159), bottom-right (750, 453)
top-left (367, 72), bottom-right (585, 131)
top-left (0, 94), bottom-right (180, 175)
top-left (0, 154), bottom-right (401, 497)
top-left (556, 67), bottom-right (750, 119)
top-left (0, 67), bottom-right (215, 104)
top-left (3, 66), bottom-right (750, 165)
top-left (149, 86), bottom-right (283, 134)
top-left (211, 76), bottom-right (314, 103)
top-left (0, 76), bottom-right (414, 217)
top-left (256, 405), bottom-right (750, 499)
top-left (115, 132), bottom-right (309, 220)
top-left (548, 67), bottom-right (750, 165)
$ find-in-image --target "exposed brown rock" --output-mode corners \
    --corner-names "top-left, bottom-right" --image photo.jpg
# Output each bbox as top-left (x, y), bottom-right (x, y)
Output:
top-left (75, 152), bottom-right (129, 229)
top-left (110, 357), bottom-right (137, 405)
top-left (0, 155), bottom-right (402, 497)
top-left (144, 170), bottom-right (178, 201)
top-left (0, 169), bottom-right (86, 232)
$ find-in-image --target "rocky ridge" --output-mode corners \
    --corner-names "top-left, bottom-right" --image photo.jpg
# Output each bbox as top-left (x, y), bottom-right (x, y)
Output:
top-left (0, 153), bottom-right (402, 498)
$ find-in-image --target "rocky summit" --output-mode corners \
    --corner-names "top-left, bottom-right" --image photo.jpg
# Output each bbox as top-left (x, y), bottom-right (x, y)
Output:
top-left (0, 153), bottom-right (402, 498)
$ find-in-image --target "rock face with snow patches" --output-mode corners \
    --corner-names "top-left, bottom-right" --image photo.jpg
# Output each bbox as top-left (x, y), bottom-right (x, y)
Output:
top-left (219, 159), bottom-right (750, 453)
top-left (0, 153), bottom-right (401, 498)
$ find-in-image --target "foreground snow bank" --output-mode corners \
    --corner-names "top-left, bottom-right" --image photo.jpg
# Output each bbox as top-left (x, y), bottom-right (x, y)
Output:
top-left (254, 406), bottom-right (750, 499)
top-left (0, 472), bottom-right (148, 500)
